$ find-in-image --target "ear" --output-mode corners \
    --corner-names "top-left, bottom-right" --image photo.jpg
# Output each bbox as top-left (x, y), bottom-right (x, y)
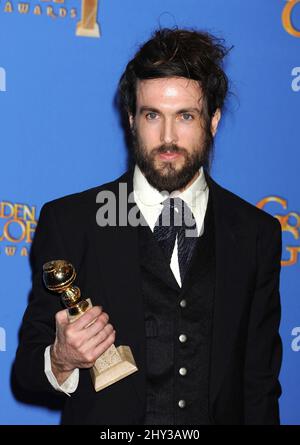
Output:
top-left (211, 108), bottom-right (221, 136)
top-left (129, 113), bottom-right (134, 129)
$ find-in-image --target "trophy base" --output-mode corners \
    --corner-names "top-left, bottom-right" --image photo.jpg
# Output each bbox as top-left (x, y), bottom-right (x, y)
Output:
top-left (68, 299), bottom-right (138, 392)
top-left (76, 22), bottom-right (100, 38)
top-left (91, 345), bottom-right (138, 392)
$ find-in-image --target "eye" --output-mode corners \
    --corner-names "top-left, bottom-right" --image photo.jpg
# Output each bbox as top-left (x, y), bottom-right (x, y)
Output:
top-left (146, 112), bottom-right (158, 120)
top-left (181, 113), bottom-right (193, 121)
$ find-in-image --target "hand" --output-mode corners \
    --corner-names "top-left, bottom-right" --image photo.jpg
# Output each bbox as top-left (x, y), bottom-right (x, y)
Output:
top-left (50, 306), bottom-right (116, 384)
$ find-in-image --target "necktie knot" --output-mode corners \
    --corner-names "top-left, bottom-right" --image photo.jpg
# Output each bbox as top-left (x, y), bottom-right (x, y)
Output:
top-left (153, 197), bottom-right (198, 283)
top-left (156, 197), bottom-right (197, 234)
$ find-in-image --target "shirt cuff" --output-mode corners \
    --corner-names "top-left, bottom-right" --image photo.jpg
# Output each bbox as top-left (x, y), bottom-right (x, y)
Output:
top-left (44, 345), bottom-right (79, 396)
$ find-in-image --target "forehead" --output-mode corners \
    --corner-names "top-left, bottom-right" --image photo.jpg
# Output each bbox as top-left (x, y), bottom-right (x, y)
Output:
top-left (135, 77), bottom-right (203, 109)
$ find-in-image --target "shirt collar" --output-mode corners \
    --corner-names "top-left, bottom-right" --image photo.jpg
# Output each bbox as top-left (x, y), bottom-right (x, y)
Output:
top-left (133, 164), bottom-right (208, 209)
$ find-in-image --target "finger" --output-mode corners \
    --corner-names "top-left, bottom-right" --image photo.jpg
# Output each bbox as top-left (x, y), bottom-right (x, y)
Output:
top-left (72, 306), bottom-right (103, 331)
top-left (92, 330), bottom-right (116, 360)
top-left (83, 313), bottom-right (110, 340)
top-left (84, 322), bottom-right (114, 351)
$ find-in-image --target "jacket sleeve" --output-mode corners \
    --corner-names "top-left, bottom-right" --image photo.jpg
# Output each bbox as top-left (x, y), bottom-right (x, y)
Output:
top-left (14, 202), bottom-right (69, 394)
top-left (244, 216), bottom-right (283, 424)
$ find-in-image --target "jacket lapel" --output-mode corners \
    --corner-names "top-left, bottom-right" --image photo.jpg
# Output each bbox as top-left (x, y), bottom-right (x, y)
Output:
top-left (138, 222), bottom-right (181, 292)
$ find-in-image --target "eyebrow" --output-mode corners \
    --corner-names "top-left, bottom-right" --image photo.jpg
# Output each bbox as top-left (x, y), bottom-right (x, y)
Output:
top-left (138, 106), bottom-right (201, 115)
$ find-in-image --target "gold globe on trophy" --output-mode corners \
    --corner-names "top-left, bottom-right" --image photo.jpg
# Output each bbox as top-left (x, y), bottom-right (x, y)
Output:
top-left (43, 259), bottom-right (138, 392)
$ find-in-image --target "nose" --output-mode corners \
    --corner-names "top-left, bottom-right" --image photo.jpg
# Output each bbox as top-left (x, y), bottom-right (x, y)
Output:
top-left (160, 118), bottom-right (178, 145)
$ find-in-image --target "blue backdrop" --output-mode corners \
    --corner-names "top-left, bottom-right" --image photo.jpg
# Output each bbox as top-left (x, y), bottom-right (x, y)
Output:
top-left (0, 0), bottom-right (299, 425)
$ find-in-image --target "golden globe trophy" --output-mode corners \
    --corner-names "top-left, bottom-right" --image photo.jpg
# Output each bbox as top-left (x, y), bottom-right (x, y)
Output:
top-left (76, 0), bottom-right (100, 38)
top-left (43, 259), bottom-right (138, 392)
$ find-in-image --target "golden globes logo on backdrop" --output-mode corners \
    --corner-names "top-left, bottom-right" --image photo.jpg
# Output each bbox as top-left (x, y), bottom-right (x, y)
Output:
top-left (257, 196), bottom-right (300, 267)
top-left (0, 0), bottom-right (100, 37)
top-left (282, 0), bottom-right (300, 37)
top-left (0, 201), bottom-right (37, 257)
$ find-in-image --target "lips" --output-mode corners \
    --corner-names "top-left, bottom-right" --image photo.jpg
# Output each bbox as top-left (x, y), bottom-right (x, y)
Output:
top-left (158, 151), bottom-right (181, 161)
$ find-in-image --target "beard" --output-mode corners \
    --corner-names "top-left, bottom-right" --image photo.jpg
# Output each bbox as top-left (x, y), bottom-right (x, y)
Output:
top-left (131, 126), bottom-right (211, 193)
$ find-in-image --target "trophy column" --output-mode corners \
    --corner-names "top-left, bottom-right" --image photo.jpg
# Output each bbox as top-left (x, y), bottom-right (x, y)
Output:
top-left (43, 260), bottom-right (138, 392)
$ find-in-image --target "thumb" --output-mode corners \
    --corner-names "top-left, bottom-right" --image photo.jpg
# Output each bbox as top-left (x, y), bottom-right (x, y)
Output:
top-left (55, 308), bottom-right (69, 326)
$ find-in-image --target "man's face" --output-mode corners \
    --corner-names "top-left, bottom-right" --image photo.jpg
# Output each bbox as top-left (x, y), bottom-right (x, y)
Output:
top-left (129, 77), bottom-right (220, 193)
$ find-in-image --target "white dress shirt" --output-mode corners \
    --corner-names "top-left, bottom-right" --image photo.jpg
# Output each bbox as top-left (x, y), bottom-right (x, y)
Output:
top-left (133, 164), bottom-right (209, 287)
top-left (44, 164), bottom-right (209, 394)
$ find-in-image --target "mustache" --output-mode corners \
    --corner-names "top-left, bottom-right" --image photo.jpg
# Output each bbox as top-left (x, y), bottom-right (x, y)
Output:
top-left (151, 144), bottom-right (188, 155)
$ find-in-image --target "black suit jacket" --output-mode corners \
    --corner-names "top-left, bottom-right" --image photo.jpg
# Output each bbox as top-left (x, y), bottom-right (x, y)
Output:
top-left (14, 169), bottom-right (282, 425)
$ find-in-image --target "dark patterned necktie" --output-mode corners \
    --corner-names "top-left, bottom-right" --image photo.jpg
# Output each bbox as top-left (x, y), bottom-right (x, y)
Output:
top-left (153, 197), bottom-right (198, 283)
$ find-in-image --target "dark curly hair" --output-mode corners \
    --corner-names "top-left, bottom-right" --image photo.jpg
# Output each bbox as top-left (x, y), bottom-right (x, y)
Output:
top-left (118, 27), bottom-right (231, 170)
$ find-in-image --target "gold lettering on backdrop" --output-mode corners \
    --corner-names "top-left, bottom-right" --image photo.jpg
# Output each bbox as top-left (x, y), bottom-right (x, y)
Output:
top-left (5, 246), bottom-right (17, 256)
top-left (25, 220), bottom-right (36, 243)
top-left (47, 6), bottom-right (57, 17)
top-left (18, 3), bottom-right (29, 14)
top-left (33, 5), bottom-right (42, 15)
top-left (282, 0), bottom-right (300, 38)
top-left (257, 196), bottom-right (300, 266)
top-left (283, 247), bottom-right (300, 266)
top-left (0, 201), bottom-right (37, 246)
top-left (4, 2), bottom-right (13, 12)
top-left (1, 0), bottom-right (89, 33)
top-left (21, 247), bottom-right (28, 256)
top-left (257, 196), bottom-right (287, 212)
top-left (0, 202), bottom-right (36, 221)
top-left (2, 220), bottom-right (26, 243)
top-left (76, 0), bottom-right (100, 38)
top-left (0, 202), bottom-right (14, 219)
top-left (59, 7), bottom-right (67, 17)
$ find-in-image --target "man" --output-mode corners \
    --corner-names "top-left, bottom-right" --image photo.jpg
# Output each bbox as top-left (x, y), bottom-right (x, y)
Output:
top-left (15, 28), bottom-right (282, 425)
